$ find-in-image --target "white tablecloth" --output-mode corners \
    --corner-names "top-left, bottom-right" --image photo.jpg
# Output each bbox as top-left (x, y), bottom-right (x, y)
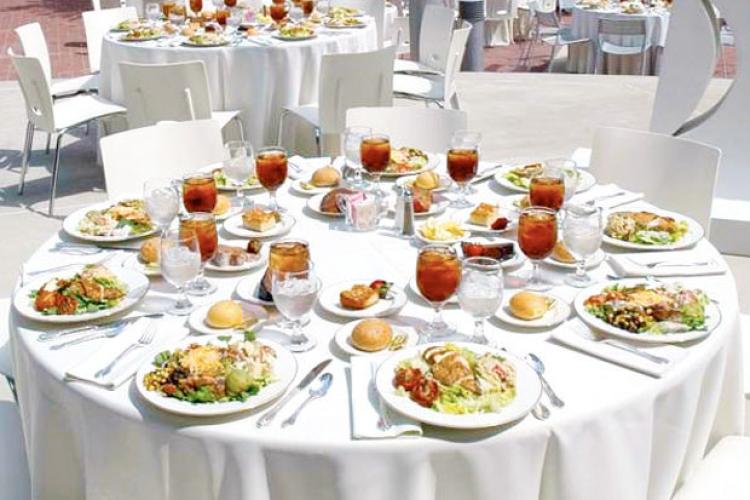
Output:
top-left (11, 165), bottom-right (745, 500)
top-left (568, 5), bottom-right (670, 74)
top-left (99, 27), bottom-right (377, 148)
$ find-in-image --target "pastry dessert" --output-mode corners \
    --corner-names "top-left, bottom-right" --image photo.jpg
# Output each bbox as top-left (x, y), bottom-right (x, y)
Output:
top-left (206, 300), bottom-right (244, 328)
top-left (413, 171), bottom-right (440, 190)
top-left (551, 241), bottom-right (576, 263)
top-left (212, 195), bottom-right (231, 216)
top-left (320, 188), bottom-right (359, 214)
top-left (212, 245), bottom-right (252, 267)
top-left (470, 203), bottom-right (499, 226)
top-left (461, 241), bottom-right (515, 261)
top-left (310, 166), bottom-right (340, 187)
top-left (340, 284), bottom-right (379, 310)
top-left (350, 318), bottom-right (393, 352)
top-left (242, 207), bottom-right (278, 232)
top-left (410, 186), bottom-right (433, 213)
top-left (139, 237), bottom-right (161, 265)
top-left (246, 239), bottom-right (263, 255)
top-left (509, 291), bottom-right (552, 320)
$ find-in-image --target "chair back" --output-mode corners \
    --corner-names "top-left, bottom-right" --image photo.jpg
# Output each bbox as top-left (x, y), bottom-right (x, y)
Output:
top-left (100, 120), bottom-right (226, 199)
top-left (529, 1), bottom-right (559, 28)
top-left (331, 0), bottom-right (386, 47)
top-left (441, 21), bottom-right (472, 103)
top-left (14, 23), bottom-right (52, 83)
top-left (419, 5), bottom-right (455, 72)
top-left (346, 107), bottom-right (467, 152)
top-left (318, 46), bottom-right (394, 136)
top-left (8, 49), bottom-right (55, 132)
top-left (82, 7), bottom-right (138, 73)
top-left (589, 127), bottom-right (721, 234)
top-left (597, 18), bottom-right (649, 51)
top-left (119, 61), bottom-right (215, 129)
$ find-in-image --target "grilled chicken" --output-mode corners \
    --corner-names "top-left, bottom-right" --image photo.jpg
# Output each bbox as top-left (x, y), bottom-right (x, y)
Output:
top-left (422, 347), bottom-right (481, 394)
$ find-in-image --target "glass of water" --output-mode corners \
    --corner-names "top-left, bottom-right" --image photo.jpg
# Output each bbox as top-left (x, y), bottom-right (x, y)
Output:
top-left (146, 2), bottom-right (161, 23)
top-left (563, 204), bottom-right (604, 287)
top-left (224, 140), bottom-right (254, 209)
top-left (545, 158), bottom-right (579, 204)
top-left (341, 126), bottom-right (371, 189)
top-left (160, 228), bottom-right (201, 315)
top-left (457, 257), bottom-right (503, 345)
top-left (144, 178), bottom-right (180, 233)
top-left (272, 266), bottom-right (321, 352)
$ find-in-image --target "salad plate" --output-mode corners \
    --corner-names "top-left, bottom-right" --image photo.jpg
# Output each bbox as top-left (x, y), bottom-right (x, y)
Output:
top-left (63, 199), bottom-right (157, 243)
top-left (376, 342), bottom-right (542, 429)
top-left (306, 193), bottom-right (344, 218)
top-left (543, 248), bottom-right (606, 270)
top-left (223, 212), bottom-right (295, 238)
top-left (602, 209), bottom-right (704, 251)
top-left (380, 150), bottom-right (439, 178)
top-left (136, 335), bottom-right (297, 417)
top-left (573, 279), bottom-right (720, 344)
top-left (289, 179), bottom-right (334, 196)
top-left (201, 164), bottom-right (264, 192)
top-left (318, 280), bottom-right (407, 319)
top-left (493, 164), bottom-right (595, 193)
top-left (333, 318), bottom-right (418, 357)
top-left (394, 173), bottom-right (452, 193)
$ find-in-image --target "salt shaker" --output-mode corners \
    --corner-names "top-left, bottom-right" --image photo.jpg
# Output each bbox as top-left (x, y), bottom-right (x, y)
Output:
top-left (400, 189), bottom-right (416, 237)
top-left (394, 185), bottom-right (406, 232)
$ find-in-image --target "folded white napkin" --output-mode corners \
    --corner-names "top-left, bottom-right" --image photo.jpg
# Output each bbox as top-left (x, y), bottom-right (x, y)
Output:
top-left (570, 183), bottom-right (644, 209)
top-left (608, 252), bottom-right (727, 278)
top-left (350, 356), bottom-right (422, 439)
top-left (550, 318), bottom-right (688, 378)
top-left (65, 317), bottom-right (188, 389)
top-left (287, 156), bottom-right (333, 180)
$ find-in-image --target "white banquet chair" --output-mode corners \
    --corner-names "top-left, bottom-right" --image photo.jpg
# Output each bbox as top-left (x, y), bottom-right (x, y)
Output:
top-left (391, 16), bottom-right (411, 56)
top-left (100, 120), bottom-right (226, 200)
top-left (82, 7), bottom-right (138, 74)
top-left (595, 18), bottom-right (650, 75)
top-left (346, 107), bottom-right (467, 153)
top-left (0, 298), bottom-right (14, 399)
top-left (9, 49), bottom-right (126, 215)
top-left (278, 46), bottom-right (395, 156)
top-left (119, 61), bottom-right (245, 141)
top-left (588, 127), bottom-right (721, 235)
top-left (520, 1), bottom-right (589, 72)
top-left (671, 436), bottom-right (750, 500)
top-left (485, 0), bottom-right (517, 47)
top-left (393, 20), bottom-right (471, 109)
top-left (394, 5), bottom-right (455, 76)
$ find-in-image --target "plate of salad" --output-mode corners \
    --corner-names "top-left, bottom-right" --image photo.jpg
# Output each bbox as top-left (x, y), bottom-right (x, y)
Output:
top-left (493, 163), bottom-right (595, 193)
top-left (63, 199), bottom-right (157, 242)
top-left (137, 335), bottom-right (297, 416)
top-left (376, 342), bottom-right (541, 429)
top-left (602, 210), bottom-right (704, 250)
top-left (574, 280), bottom-right (720, 343)
top-left (201, 165), bottom-right (264, 192)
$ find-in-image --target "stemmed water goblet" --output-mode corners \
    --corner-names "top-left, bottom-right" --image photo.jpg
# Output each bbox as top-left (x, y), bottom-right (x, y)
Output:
top-left (144, 178), bottom-right (180, 234)
top-left (224, 140), bottom-right (254, 209)
top-left (517, 206), bottom-right (558, 290)
top-left (457, 257), bottom-right (503, 345)
top-left (146, 2), bottom-right (161, 23)
top-left (160, 228), bottom-right (201, 315)
top-left (272, 265), bottom-right (321, 352)
top-left (415, 244), bottom-right (462, 341)
top-left (447, 130), bottom-right (480, 208)
top-left (256, 146), bottom-right (288, 211)
top-left (341, 126), bottom-right (371, 188)
top-left (563, 205), bottom-right (604, 287)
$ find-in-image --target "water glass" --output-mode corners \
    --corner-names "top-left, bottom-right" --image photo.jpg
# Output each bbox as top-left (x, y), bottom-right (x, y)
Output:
top-left (272, 266), bottom-right (321, 352)
top-left (563, 205), bottom-right (604, 287)
top-left (144, 178), bottom-right (179, 232)
top-left (457, 257), bottom-right (503, 345)
top-left (161, 228), bottom-right (201, 315)
top-left (341, 126), bottom-right (371, 189)
top-left (146, 2), bottom-right (161, 22)
top-left (224, 140), bottom-right (254, 209)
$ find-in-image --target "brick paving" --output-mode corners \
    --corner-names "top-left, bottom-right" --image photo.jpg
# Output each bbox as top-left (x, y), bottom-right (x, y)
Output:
top-left (0, 1), bottom-right (736, 79)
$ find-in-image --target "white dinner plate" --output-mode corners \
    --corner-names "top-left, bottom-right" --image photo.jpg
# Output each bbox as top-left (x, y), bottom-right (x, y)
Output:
top-left (415, 224), bottom-right (468, 246)
top-left (573, 279), bottom-right (721, 344)
top-left (272, 33), bottom-right (318, 41)
top-left (496, 293), bottom-right (571, 329)
top-left (223, 212), bottom-right (295, 238)
top-left (394, 173), bottom-right (452, 193)
top-left (121, 252), bottom-right (161, 277)
top-left (289, 179), bottom-right (336, 196)
top-left (386, 195), bottom-right (449, 219)
top-left (181, 38), bottom-right (230, 47)
top-left (333, 318), bottom-right (419, 357)
top-left (62, 200), bottom-right (158, 243)
top-left (135, 336), bottom-right (297, 417)
top-left (120, 34), bottom-right (164, 42)
top-left (493, 165), bottom-right (595, 193)
top-left (324, 21), bottom-right (368, 29)
top-left (306, 193), bottom-right (344, 218)
top-left (187, 302), bottom-right (269, 335)
top-left (319, 280), bottom-right (408, 319)
top-left (380, 152), bottom-right (439, 178)
top-left (204, 243), bottom-right (266, 273)
top-left (235, 275), bottom-right (274, 306)
top-left (408, 275), bottom-right (458, 305)
top-left (601, 209), bottom-right (704, 251)
top-left (458, 237), bottom-right (527, 269)
top-left (14, 266), bottom-right (149, 324)
top-left (543, 248), bottom-right (606, 270)
top-left (376, 342), bottom-right (542, 429)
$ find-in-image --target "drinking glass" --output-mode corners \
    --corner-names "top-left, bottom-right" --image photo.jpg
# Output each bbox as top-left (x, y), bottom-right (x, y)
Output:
top-left (144, 178), bottom-right (179, 233)
top-left (215, 8), bottom-right (229, 25)
top-left (168, 1), bottom-right (186, 24)
top-left (180, 212), bottom-right (218, 295)
top-left (457, 257), bottom-right (503, 345)
top-left (224, 140), bottom-right (254, 209)
top-left (189, 0), bottom-right (203, 15)
top-left (182, 172), bottom-right (217, 213)
top-left (545, 158), bottom-right (579, 203)
top-left (301, 0), bottom-right (315, 16)
top-left (272, 266), bottom-right (321, 352)
top-left (360, 133), bottom-right (390, 198)
top-left (256, 146), bottom-right (287, 211)
top-left (269, 1), bottom-right (289, 23)
top-left (517, 206), bottom-right (557, 290)
top-left (416, 245), bottom-right (462, 340)
top-left (563, 205), bottom-right (604, 287)
top-left (529, 166), bottom-right (565, 211)
top-left (146, 2), bottom-right (161, 22)
top-left (161, 228), bottom-right (201, 315)
top-left (227, 8), bottom-right (243, 30)
top-left (341, 126), bottom-right (371, 188)
top-left (289, 2), bottom-right (303, 22)
top-left (161, 0), bottom-right (177, 18)
top-left (225, 0), bottom-right (238, 6)
top-left (447, 130), bottom-right (480, 208)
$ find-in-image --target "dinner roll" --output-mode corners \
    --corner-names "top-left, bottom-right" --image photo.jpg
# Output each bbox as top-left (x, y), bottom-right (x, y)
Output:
top-left (139, 237), bottom-right (161, 265)
top-left (509, 291), bottom-right (550, 320)
top-left (213, 194), bottom-right (231, 216)
top-left (311, 166), bottom-right (340, 187)
top-left (206, 300), bottom-right (244, 329)
top-left (350, 318), bottom-right (393, 352)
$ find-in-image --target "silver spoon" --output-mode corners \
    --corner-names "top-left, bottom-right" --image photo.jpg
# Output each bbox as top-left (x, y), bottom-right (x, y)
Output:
top-left (281, 373), bottom-right (333, 427)
top-left (526, 353), bottom-right (565, 408)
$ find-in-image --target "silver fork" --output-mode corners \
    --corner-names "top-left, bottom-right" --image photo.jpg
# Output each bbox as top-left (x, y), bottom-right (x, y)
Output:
top-left (585, 191), bottom-right (626, 206)
top-left (628, 258), bottom-right (713, 269)
top-left (24, 253), bottom-right (117, 279)
top-left (94, 320), bottom-right (158, 378)
top-left (370, 362), bottom-right (391, 431)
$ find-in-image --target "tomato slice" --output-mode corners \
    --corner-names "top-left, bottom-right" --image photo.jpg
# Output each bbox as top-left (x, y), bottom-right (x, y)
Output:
top-left (394, 367), bottom-right (422, 391)
top-left (410, 378), bottom-right (439, 408)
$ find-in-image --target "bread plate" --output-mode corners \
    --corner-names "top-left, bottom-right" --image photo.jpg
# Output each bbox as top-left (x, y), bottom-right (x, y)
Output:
top-left (333, 318), bottom-right (419, 357)
top-left (223, 212), bottom-right (295, 238)
top-left (318, 280), bottom-right (407, 319)
top-left (495, 293), bottom-right (571, 329)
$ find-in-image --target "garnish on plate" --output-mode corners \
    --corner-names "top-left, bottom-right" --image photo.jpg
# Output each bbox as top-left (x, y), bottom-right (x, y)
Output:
top-left (387, 147), bottom-right (429, 173)
top-left (32, 265), bottom-right (128, 316)
top-left (78, 199), bottom-right (153, 237)
top-left (503, 163), bottom-right (543, 189)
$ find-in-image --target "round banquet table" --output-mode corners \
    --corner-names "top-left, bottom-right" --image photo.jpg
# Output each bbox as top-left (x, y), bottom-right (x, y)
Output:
top-left (568, 5), bottom-right (670, 75)
top-left (10, 161), bottom-right (745, 500)
top-left (98, 26), bottom-right (378, 148)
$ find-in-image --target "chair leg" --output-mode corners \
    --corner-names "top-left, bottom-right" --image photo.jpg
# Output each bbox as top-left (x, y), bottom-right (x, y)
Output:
top-left (314, 127), bottom-right (322, 157)
top-left (48, 132), bottom-right (65, 216)
top-left (45, 132), bottom-right (51, 155)
top-left (548, 43), bottom-right (558, 72)
top-left (18, 121), bottom-right (34, 195)
top-left (234, 116), bottom-right (246, 143)
top-left (720, 46), bottom-right (727, 78)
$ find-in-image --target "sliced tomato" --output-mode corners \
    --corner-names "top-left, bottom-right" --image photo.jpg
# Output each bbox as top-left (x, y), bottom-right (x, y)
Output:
top-left (394, 367), bottom-right (422, 391)
top-left (410, 378), bottom-right (439, 408)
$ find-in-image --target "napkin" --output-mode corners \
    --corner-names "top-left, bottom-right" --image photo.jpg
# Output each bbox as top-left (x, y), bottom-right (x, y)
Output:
top-left (570, 183), bottom-right (643, 209)
top-left (570, 147), bottom-right (592, 169)
top-left (287, 156), bottom-right (333, 180)
top-left (350, 356), bottom-right (422, 439)
top-left (550, 318), bottom-right (688, 378)
top-left (65, 317), bottom-right (188, 389)
top-left (608, 252), bottom-right (727, 278)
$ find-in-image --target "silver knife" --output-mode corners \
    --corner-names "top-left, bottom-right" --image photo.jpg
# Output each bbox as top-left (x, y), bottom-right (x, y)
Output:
top-left (256, 358), bottom-right (332, 428)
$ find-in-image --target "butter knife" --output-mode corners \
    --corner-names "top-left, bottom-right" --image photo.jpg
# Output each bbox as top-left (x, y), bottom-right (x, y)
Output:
top-left (256, 358), bottom-right (332, 428)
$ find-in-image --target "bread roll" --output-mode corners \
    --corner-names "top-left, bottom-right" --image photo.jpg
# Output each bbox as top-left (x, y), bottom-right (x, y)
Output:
top-left (311, 166), bottom-right (340, 187)
top-left (213, 194), bottom-right (231, 216)
top-left (351, 318), bottom-right (393, 352)
top-left (206, 300), bottom-right (244, 328)
top-left (139, 237), bottom-right (161, 265)
top-left (509, 291), bottom-right (550, 320)
top-left (414, 171), bottom-right (440, 190)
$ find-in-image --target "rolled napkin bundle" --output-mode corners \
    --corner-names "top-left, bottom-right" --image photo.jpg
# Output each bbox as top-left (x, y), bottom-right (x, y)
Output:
top-left (570, 183), bottom-right (643, 209)
top-left (350, 356), bottom-right (422, 439)
top-left (550, 318), bottom-right (688, 378)
top-left (608, 251), bottom-right (727, 278)
top-left (287, 156), bottom-right (333, 180)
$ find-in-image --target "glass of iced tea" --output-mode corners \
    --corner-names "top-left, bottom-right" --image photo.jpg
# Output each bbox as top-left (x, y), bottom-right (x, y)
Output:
top-left (447, 130), bottom-right (480, 208)
top-left (215, 8), bottom-right (229, 25)
top-left (179, 212), bottom-right (218, 295)
top-left (189, 0), bottom-right (203, 15)
top-left (269, 1), bottom-right (289, 23)
top-left (161, 0), bottom-right (176, 17)
top-left (360, 134), bottom-right (390, 198)
top-left (256, 146), bottom-right (288, 211)
top-left (225, 0), bottom-right (237, 6)
top-left (301, 0), bottom-right (315, 16)
top-left (518, 206), bottom-right (557, 290)
top-left (416, 245), bottom-right (462, 340)
top-left (182, 172), bottom-right (217, 213)
top-left (529, 167), bottom-right (565, 211)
